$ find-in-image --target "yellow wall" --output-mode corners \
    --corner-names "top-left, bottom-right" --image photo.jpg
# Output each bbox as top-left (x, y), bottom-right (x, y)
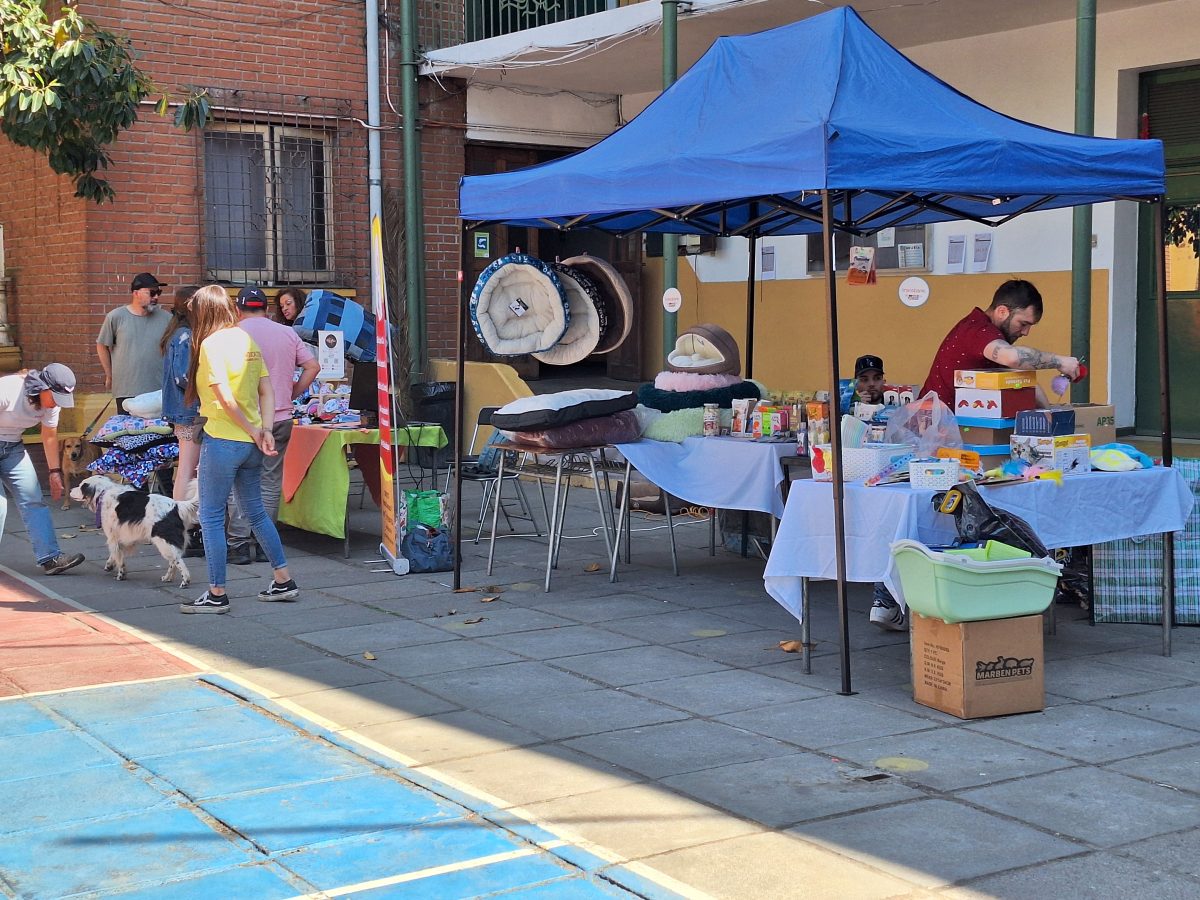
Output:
top-left (642, 260), bottom-right (1109, 403)
top-left (429, 359), bottom-right (532, 447)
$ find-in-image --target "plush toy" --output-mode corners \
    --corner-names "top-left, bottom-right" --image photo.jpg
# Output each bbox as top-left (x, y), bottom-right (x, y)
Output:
top-left (666, 324), bottom-right (741, 376)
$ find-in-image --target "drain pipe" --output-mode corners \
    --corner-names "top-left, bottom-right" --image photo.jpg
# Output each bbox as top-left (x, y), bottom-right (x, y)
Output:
top-left (366, 0), bottom-right (383, 255)
top-left (661, 0), bottom-right (681, 363)
top-left (1070, 0), bottom-right (1096, 402)
top-left (401, 0), bottom-right (427, 379)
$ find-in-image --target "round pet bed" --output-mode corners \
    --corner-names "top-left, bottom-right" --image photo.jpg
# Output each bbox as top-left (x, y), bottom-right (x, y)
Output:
top-left (666, 323), bottom-right (741, 376)
top-left (561, 253), bottom-right (632, 354)
top-left (470, 254), bottom-right (569, 357)
top-left (533, 264), bottom-right (608, 366)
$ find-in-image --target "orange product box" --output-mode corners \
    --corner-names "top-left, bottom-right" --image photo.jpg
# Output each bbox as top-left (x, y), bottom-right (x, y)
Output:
top-left (953, 369), bottom-right (1037, 390)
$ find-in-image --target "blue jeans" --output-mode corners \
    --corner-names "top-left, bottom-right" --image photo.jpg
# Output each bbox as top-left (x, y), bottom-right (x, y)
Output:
top-left (198, 436), bottom-right (288, 589)
top-left (0, 441), bottom-right (58, 564)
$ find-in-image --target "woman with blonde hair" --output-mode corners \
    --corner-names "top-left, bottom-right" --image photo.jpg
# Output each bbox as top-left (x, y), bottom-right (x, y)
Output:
top-left (180, 284), bottom-right (298, 614)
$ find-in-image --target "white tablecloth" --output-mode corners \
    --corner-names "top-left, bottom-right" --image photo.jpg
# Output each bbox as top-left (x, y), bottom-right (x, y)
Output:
top-left (614, 436), bottom-right (795, 517)
top-left (763, 467), bottom-right (1195, 621)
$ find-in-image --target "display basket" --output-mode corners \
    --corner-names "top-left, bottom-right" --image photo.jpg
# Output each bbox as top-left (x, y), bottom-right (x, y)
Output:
top-left (812, 443), bottom-right (910, 482)
top-left (890, 538), bottom-right (1062, 623)
top-left (908, 458), bottom-right (960, 490)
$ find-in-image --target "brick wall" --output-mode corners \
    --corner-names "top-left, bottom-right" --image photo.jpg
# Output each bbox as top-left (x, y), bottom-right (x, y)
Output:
top-left (0, 0), bottom-right (471, 392)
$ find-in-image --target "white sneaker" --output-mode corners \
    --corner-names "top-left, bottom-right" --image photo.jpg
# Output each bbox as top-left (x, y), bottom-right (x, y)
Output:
top-left (870, 599), bottom-right (907, 632)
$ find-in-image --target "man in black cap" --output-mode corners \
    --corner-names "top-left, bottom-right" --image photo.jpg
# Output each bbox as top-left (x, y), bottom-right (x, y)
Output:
top-left (853, 354), bottom-right (886, 405)
top-left (0, 364), bottom-right (85, 574)
top-left (96, 273), bottom-right (173, 413)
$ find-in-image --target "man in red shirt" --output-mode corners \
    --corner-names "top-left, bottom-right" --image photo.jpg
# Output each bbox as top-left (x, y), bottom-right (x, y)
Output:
top-left (920, 279), bottom-right (1080, 407)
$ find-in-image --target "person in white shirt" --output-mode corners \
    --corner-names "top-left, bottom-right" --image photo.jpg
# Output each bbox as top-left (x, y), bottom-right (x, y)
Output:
top-left (0, 365), bottom-right (85, 574)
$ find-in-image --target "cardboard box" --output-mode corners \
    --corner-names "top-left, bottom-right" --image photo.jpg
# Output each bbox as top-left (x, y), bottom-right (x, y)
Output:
top-left (1072, 403), bottom-right (1116, 446)
top-left (954, 387), bottom-right (1038, 420)
top-left (911, 612), bottom-right (1044, 719)
top-left (1015, 407), bottom-right (1076, 437)
top-left (1010, 433), bottom-right (1091, 475)
top-left (960, 423), bottom-right (1015, 445)
top-left (953, 369), bottom-right (1037, 390)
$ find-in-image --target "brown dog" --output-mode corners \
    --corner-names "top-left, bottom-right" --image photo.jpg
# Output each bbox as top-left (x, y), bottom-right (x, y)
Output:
top-left (60, 437), bottom-right (102, 509)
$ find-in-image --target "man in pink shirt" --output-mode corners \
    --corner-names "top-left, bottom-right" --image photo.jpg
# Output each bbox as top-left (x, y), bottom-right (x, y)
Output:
top-left (227, 288), bottom-right (319, 564)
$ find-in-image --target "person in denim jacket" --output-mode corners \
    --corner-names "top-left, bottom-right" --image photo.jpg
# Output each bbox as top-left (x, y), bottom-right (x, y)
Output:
top-left (161, 285), bottom-right (202, 502)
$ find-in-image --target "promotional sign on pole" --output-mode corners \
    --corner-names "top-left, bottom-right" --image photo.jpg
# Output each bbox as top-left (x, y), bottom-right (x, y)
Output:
top-left (370, 215), bottom-right (408, 574)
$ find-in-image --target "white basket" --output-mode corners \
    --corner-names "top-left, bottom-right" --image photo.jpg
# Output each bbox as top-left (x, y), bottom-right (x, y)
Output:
top-left (812, 443), bottom-right (911, 482)
top-left (908, 458), bottom-right (960, 490)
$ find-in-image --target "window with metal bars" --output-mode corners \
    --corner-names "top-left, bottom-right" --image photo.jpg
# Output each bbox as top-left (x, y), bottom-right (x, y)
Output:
top-left (465, 0), bottom-right (616, 42)
top-left (203, 124), bottom-right (335, 285)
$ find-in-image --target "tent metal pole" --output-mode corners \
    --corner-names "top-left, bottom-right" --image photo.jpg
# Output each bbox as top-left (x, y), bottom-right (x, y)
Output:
top-left (745, 231), bottom-right (757, 379)
top-left (1070, 0), bottom-right (1096, 402)
top-left (1153, 199), bottom-right (1174, 656)
top-left (821, 191), bottom-right (853, 695)
top-left (452, 255), bottom-right (468, 590)
top-left (661, 0), bottom-right (682, 361)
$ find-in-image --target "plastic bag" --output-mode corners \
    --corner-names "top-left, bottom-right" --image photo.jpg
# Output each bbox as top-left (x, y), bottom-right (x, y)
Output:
top-left (398, 489), bottom-right (446, 532)
top-left (883, 391), bottom-right (962, 457)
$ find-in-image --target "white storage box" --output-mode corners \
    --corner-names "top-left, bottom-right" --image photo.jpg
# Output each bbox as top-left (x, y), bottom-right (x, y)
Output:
top-left (908, 458), bottom-right (960, 490)
top-left (812, 443), bottom-right (910, 482)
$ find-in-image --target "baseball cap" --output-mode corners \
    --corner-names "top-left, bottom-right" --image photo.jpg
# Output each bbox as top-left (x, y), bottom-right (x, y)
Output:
top-left (854, 354), bottom-right (884, 377)
top-left (131, 272), bottom-right (167, 291)
top-left (236, 287), bottom-right (269, 310)
top-left (41, 363), bottom-right (76, 408)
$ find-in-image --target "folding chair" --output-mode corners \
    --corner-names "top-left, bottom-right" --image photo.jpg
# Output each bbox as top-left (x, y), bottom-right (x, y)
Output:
top-left (444, 407), bottom-right (542, 542)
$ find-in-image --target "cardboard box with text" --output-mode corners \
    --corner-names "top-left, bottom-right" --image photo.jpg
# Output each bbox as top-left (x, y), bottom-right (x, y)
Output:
top-left (1072, 403), bottom-right (1116, 446)
top-left (911, 612), bottom-right (1044, 719)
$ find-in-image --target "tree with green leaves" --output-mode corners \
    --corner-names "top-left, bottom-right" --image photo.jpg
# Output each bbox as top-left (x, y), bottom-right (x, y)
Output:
top-left (0, 0), bottom-right (208, 202)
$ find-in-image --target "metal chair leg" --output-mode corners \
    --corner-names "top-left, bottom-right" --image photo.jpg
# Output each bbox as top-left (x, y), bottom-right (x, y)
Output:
top-left (609, 459), bottom-right (632, 582)
top-left (486, 452), bottom-right (506, 576)
top-left (588, 455), bottom-right (615, 564)
top-left (552, 470), bottom-right (572, 570)
top-left (544, 455), bottom-right (565, 592)
top-left (801, 576), bottom-right (812, 675)
top-left (663, 491), bottom-right (679, 576)
top-left (710, 507), bottom-right (717, 556)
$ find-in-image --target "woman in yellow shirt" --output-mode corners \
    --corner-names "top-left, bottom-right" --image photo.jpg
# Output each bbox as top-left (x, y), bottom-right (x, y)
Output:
top-left (180, 285), bottom-right (298, 614)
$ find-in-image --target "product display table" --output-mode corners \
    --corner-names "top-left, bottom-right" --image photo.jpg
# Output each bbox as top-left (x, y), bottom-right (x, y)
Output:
top-left (764, 466), bottom-right (1195, 622)
top-left (614, 435), bottom-right (797, 518)
top-left (278, 423), bottom-right (447, 540)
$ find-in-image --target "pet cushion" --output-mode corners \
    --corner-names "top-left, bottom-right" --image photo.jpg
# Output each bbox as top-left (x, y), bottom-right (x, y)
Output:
top-left (91, 415), bottom-right (173, 444)
top-left (637, 381), bottom-right (762, 414)
top-left (532, 264), bottom-right (607, 366)
top-left (87, 442), bottom-right (180, 488)
top-left (470, 253), bottom-right (569, 357)
top-left (491, 388), bottom-right (636, 431)
top-left (562, 254), bottom-right (632, 354)
top-left (123, 390), bottom-right (163, 418)
top-left (111, 432), bottom-right (175, 453)
top-left (642, 406), bottom-right (734, 442)
top-left (666, 323), bottom-right (741, 376)
top-left (654, 371), bottom-right (743, 392)
top-left (501, 409), bottom-right (641, 449)
top-left (294, 289), bottom-right (377, 363)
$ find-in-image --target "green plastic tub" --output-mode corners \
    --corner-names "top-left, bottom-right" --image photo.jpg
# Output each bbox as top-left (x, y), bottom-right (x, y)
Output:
top-left (890, 539), bottom-right (1062, 623)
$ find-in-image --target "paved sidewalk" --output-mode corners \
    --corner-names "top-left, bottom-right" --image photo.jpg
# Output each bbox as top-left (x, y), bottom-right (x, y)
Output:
top-left (2, 487), bottom-right (1200, 898)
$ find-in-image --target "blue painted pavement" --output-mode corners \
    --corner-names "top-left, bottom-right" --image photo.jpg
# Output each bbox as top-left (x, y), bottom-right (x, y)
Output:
top-left (0, 677), bottom-right (676, 899)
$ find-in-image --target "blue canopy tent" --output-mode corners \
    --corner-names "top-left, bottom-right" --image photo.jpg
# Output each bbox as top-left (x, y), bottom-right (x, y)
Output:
top-left (454, 6), bottom-right (1173, 691)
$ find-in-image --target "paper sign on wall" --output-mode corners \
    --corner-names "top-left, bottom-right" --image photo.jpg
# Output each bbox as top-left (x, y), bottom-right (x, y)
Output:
top-left (971, 233), bottom-right (993, 273)
top-left (760, 244), bottom-right (776, 280)
top-left (318, 329), bottom-right (345, 380)
top-left (946, 234), bottom-right (966, 274)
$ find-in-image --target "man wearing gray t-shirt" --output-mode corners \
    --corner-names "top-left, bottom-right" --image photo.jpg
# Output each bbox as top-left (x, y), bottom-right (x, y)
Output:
top-left (96, 273), bottom-right (172, 413)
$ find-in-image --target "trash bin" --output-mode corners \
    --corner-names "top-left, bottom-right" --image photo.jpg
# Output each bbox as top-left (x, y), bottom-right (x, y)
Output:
top-left (409, 382), bottom-right (455, 469)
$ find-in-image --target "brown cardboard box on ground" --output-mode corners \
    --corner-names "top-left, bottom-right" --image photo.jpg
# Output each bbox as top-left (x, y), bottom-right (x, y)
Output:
top-left (910, 612), bottom-right (1045, 719)
top-left (1072, 403), bottom-right (1116, 446)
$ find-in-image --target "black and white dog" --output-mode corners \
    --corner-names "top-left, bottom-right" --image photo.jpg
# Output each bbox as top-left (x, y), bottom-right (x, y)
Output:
top-left (70, 475), bottom-right (200, 587)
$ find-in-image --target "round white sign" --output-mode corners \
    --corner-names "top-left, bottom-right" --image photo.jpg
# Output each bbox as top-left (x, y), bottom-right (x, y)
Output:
top-left (662, 287), bottom-right (683, 313)
top-left (899, 276), bottom-right (930, 308)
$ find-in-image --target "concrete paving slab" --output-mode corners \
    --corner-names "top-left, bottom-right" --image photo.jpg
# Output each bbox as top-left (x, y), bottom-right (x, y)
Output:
top-left (661, 752), bottom-right (923, 828)
top-left (479, 687), bottom-right (689, 741)
top-left (564, 719), bottom-right (796, 780)
top-left (718, 695), bottom-right (934, 750)
top-left (356, 638), bottom-right (526, 678)
top-left (236, 657), bottom-right (391, 698)
top-left (244, 601), bottom-right (401, 635)
top-left (1044, 656), bottom-right (1193, 702)
top-left (295, 619), bottom-right (458, 655)
top-left (548, 645), bottom-right (730, 686)
top-left (671, 628), bottom-right (820, 668)
top-left (0, 757), bottom-right (169, 834)
top-left (1114, 829), bottom-right (1200, 882)
top-left (625, 667), bottom-right (826, 716)
top-left (646, 831), bottom-right (919, 900)
top-left (547, 594), bottom-right (690, 624)
top-left (412, 660), bottom-right (600, 709)
top-left (600, 609), bottom-right (764, 644)
top-left (0, 700), bottom-right (61, 738)
top-left (478, 623), bottom-right (648, 659)
top-left (79, 701), bottom-right (289, 759)
top-left (0, 727), bottom-right (119, 781)
top-left (953, 849), bottom-right (1200, 899)
top-left (37, 677), bottom-right (238, 722)
top-left (1098, 685), bottom-right (1200, 731)
top-left (424, 606), bottom-right (581, 638)
top-left (962, 766), bottom-right (1200, 847)
top-left (89, 863), bottom-right (305, 900)
top-left (357, 709), bottom-right (542, 765)
top-left (965, 702), bottom-right (1200, 763)
top-left (285, 678), bottom-right (461, 728)
top-left (156, 637), bottom-right (334, 672)
top-left (822, 727), bottom-right (1074, 791)
top-left (1106, 744), bottom-right (1200, 794)
top-left (521, 782), bottom-right (763, 860)
top-left (1096, 648), bottom-right (1200, 681)
top-left (793, 798), bottom-right (1080, 888)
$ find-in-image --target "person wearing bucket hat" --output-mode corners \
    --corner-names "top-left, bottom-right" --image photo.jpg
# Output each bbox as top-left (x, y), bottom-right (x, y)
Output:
top-left (97, 272), bottom-right (173, 413)
top-left (0, 364), bottom-right (85, 575)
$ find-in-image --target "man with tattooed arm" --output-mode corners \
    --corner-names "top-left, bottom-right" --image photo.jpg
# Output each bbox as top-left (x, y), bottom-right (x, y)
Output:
top-left (919, 279), bottom-right (1080, 408)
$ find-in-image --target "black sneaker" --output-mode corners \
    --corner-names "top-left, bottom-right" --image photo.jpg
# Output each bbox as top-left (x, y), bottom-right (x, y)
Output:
top-left (227, 544), bottom-right (255, 566)
top-left (257, 579), bottom-right (298, 602)
top-left (180, 591), bottom-right (230, 614)
top-left (41, 553), bottom-right (84, 575)
top-left (183, 528), bottom-right (205, 559)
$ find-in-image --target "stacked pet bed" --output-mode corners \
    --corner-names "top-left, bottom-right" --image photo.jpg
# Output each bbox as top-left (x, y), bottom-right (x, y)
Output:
top-left (87, 414), bottom-right (179, 488)
top-left (493, 389), bottom-right (641, 449)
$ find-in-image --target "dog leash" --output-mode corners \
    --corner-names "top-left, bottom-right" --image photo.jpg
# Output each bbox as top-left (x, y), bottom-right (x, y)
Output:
top-left (69, 398), bottom-right (113, 461)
